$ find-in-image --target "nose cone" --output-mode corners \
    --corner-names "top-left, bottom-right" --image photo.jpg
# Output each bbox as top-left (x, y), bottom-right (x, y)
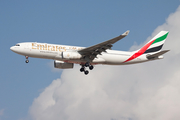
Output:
top-left (10, 46), bottom-right (15, 52)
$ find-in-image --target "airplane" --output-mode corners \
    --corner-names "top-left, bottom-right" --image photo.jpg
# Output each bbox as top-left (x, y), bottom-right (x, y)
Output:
top-left (10, 30), bottom-right (169, 75)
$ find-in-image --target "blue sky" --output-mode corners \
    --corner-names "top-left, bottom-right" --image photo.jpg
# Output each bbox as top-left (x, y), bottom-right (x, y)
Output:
top-left (1, 1), bottom-right (180, 120)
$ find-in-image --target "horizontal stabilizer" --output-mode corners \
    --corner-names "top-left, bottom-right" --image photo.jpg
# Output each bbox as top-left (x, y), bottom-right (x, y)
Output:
top-left (147, 50), bottom-right (170, 59)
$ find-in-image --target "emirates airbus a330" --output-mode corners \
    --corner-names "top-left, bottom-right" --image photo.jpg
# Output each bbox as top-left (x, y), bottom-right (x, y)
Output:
top-left (10, 30), bottom-right (169, 75)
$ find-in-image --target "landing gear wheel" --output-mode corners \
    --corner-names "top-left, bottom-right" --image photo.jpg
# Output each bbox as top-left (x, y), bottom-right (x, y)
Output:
top-left (89, 65), bottom-right (94, 70)
top-left (25, 56), bottom-right (29, 63)
top-left (80, 67), bottom-right (85, 72)
top-left (25, 60), bottom-right (29, 63)
top-left (84, 70), bottom-right (89, 75)
top-left (85, 62), bottom-right (89, 67)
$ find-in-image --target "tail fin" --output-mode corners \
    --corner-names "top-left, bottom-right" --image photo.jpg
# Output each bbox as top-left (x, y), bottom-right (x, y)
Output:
top-left (124, 31), bottom-right (169, 63)
top-left (143, 31), bottom-right (169, 54)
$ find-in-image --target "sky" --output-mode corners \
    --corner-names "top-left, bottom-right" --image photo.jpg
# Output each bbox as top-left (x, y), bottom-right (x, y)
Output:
top-left (1, 1), bottom-right (180, 120)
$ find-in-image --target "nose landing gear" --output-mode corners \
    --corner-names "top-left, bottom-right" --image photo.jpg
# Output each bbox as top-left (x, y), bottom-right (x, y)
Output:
top-left (25, 56), bottom-right (29, 63)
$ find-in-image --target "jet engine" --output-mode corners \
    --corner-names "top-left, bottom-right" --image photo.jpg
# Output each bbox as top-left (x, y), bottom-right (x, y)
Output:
top-left (62, 51), bottom-right (82, 59)
top-left (54, 60), bottom-right (74, 69)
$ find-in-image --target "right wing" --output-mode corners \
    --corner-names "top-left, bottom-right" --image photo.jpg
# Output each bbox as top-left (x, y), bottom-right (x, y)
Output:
top-left (78, 30), bottom-right (129, 60)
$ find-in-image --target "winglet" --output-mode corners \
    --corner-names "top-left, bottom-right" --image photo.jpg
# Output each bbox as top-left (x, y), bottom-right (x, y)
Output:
top-left (122, 30), bottom-right (130, 36)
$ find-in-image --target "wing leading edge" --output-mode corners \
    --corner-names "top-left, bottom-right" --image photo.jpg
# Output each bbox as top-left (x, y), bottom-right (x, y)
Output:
top-left (78, 30), bottom-right (129, 60)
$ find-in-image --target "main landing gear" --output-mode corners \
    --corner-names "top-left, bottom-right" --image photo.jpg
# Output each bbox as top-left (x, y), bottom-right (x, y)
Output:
top-left (25, 56), bottom-right (29, 63)
top-left (80, 62), bottom-right (94, 75)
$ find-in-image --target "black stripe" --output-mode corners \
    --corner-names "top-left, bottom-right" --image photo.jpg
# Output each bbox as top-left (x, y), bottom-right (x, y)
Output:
top-left (144, 44), bottom-right (163, 54)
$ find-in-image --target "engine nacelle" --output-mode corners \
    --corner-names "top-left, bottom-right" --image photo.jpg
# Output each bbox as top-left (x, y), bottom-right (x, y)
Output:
top-left (54, 60), bottom-right (74, 69)
top-left (62, 51), bottom-right (82, 59)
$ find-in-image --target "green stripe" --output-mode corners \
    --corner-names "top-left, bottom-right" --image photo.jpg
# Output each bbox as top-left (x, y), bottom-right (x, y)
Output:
top-left (152, 32), bottom-right (169, 45)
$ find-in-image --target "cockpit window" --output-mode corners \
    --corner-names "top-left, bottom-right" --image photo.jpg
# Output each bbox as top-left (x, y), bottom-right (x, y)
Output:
top-left (15, 44), bottom-right (20, 46)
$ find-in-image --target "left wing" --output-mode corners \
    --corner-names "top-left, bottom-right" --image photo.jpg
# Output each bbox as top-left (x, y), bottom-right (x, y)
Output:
top-left (78, 30), bottom-right (129, 60)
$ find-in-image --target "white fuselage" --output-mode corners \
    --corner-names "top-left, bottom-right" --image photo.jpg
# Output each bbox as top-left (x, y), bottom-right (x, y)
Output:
top-left (10, 31), bottom-right (169, 75)
top-left (10, 42), bottom-right (150, 65)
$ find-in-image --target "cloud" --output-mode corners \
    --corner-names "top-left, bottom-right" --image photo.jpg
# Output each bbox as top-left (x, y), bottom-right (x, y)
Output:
top-left (29, 5), bottom-right (180, 120)
top-left (0, 109), bottom-right (4, 117)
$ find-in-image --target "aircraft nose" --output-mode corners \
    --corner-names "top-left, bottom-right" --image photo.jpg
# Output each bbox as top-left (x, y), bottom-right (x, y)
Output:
top-left (10, 46), bottom-right (15, 51)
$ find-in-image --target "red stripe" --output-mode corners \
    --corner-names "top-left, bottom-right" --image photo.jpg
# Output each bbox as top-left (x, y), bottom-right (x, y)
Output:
top-left (124, 39), bottom-right (155, 63)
